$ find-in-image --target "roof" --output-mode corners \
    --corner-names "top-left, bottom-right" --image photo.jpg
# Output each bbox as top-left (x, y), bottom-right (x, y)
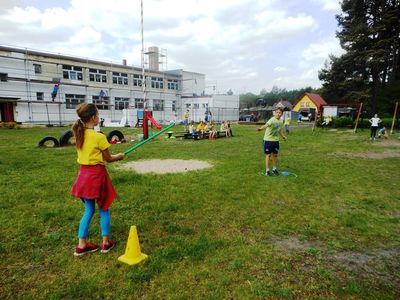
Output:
top-left (274, 100), bottom-right (292, 110)
top-left (294, 93), bottom-right (327, 109)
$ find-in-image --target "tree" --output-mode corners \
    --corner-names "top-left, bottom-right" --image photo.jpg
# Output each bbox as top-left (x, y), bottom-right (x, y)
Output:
top-left (319, 0), bottom-right (400, 113)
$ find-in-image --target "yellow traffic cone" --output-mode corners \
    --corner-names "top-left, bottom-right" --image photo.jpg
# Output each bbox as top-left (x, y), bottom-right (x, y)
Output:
top-left (118, 226), bottom-right (148, 265)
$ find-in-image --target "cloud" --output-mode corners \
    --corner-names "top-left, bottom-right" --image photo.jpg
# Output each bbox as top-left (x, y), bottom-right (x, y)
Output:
top-left (312, 0), bottom-right (341, 12)
top-left (274, 66), bottom-right (287, 72)
top-left (0, 0), bottom-right (341, 93)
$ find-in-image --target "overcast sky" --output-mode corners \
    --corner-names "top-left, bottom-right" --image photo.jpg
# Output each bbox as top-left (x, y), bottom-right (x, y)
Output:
top-left (0, 0), bottom-right (345, 94)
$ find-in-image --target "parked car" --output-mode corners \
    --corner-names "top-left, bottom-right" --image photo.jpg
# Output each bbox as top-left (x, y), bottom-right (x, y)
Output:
top-left (301, 116), bottom-right (309, 121)
top-left (239, 115), bottom-right (255, 122)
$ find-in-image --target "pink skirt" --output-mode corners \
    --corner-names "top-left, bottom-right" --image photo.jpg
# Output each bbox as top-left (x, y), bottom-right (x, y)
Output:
top-left (71, 164), bottom-right (116, 211)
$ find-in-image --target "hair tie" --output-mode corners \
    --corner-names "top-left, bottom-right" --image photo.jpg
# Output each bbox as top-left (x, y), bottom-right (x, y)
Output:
top-left (78, 118), bottom-right (84, 124)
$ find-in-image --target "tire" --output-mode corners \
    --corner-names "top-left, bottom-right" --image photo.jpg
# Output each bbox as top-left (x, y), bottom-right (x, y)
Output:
top-left (59, 130), bottom-right (75, 146)
top-left (38, 136), bottom-right (60, 147)
top-left (106, 130), bottom-right (124, 142)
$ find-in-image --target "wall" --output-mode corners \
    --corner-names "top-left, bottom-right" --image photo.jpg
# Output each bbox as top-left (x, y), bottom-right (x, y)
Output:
top-left (292, 95), bottom-right (317, 112)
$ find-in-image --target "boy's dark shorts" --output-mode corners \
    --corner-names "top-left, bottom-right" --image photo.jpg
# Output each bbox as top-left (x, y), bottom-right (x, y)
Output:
top-left (263, 140), bottom-right (279, 154)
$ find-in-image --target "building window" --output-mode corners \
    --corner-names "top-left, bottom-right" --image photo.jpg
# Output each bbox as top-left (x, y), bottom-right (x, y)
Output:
top-left (36, 92), bottom-right (44, 101)
top-left (186, 103), bottom-right (191, 108)
top-left (89, 69), bottom-right (107, 83)
top-left (172, 100), bottom-right (176, 111)
top-left (62, 65), bottom-right (83, 81)
top-left (153, 99), bottom-right (164, 111)
top-left (134, 98), bottom-right (144, 109)
top-left (133, 74), bottom-right (143, 87)
top-left (167, 79), bottom-right (178, 90)
top-left (66, 94), bottom-right (85, 109)
top-left (112, 72), bottom-right (128, 85)
top-left (115, 97), bottom-right (130, 110)
top-left (92, 95), bottom-right (110, 110)
top-left (33, 64), bottom-right (42, 74)
top-left (300, 102), bottom-right (305, 108)
top-left (151, 77), bottom-right (164, 89)
top-left (306, 102), bottom-right (310, 108)
top-left (193, 104), bottom-right (200, 109)
top-left (0, 73), bottom-right (8, 82)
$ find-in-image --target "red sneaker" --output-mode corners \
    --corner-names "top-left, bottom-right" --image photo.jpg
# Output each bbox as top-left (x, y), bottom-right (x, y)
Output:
top-left (101, 240), bottom-right (116, 253)
top-left (74, 242), bottom-right (99, 256)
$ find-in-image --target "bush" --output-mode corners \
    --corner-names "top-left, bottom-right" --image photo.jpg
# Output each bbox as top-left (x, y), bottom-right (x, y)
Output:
top-left (331, 117), bottom-right (353, 128)
top-left (358, 117), bottom-right (396, 128)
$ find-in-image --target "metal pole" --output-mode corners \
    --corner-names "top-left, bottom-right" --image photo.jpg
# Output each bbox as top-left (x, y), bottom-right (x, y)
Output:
top-left (390, 101), bottom-right (398, 134)
top-left (45, 103), bottom-right (50, 126)
top-left (141, 0), bottom-right (149, 139)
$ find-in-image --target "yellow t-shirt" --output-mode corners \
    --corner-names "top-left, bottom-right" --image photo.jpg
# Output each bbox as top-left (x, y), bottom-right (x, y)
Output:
top-left (76, 129), bottom-right (110, 165)
top-left (196, 123), bottom-right (205, 131)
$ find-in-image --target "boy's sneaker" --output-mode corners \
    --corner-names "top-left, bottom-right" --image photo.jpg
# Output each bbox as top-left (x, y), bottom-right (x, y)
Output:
top-left (101, 240), bottom-right (116, 253)
top-left (272, 169), bottom-right (279, 176)
top-left (265, 170), bottom-right (272, 176)
top-left (74, 242), bottom-right (99, 256)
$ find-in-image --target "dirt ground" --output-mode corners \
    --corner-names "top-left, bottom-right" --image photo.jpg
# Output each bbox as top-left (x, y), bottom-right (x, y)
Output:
top-left (330, 151), bottom-right (400, 159)
top-left (118, 159), bottom-right (213, 174)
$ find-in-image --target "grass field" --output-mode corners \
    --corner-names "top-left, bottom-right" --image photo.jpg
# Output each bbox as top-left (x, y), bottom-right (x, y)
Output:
top-left (0, 124), bottom-right (399, 299)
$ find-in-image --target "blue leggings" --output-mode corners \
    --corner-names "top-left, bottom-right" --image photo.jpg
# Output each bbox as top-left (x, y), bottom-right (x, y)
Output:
top-left (78, 199), bottom-right (110, 238)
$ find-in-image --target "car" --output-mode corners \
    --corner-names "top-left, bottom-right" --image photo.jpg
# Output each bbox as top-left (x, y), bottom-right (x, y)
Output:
top-left (301, 116), bottom-right (309, 121)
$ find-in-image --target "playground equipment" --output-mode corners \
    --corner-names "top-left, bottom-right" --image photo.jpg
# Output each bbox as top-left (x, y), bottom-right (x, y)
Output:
top-left (123, 123), bottom-right (174, 155)
top-left (118, 225), bottom-right (148, 265)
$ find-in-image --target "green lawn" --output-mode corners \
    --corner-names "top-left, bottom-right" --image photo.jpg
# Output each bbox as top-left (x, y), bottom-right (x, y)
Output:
top-left (0, 125), bottom-right (399, 299)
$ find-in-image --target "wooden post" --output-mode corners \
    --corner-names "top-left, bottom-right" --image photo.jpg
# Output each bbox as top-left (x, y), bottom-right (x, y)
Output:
top-left (353, 102), bottom-right (363, 133)
top-left (390, 101), bottom-right (398, 134)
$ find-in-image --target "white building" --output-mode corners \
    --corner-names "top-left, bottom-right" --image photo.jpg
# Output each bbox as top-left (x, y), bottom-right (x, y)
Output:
top-left (0, 46), bottom-right (239, 125)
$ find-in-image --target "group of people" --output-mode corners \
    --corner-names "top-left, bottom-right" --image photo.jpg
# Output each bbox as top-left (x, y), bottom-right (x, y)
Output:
top-left (187, 120), bottom-right (232, 140)
top-left (369, 114), bottom-right (388, 140)
top-left (184, 109), bottom-right (232, 140)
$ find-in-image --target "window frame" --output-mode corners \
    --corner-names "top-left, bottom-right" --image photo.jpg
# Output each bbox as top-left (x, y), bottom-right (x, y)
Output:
top-left (89, 68), bottom-right (107, 83)
top-left (36, 92), bottom-right (44, 100)
top-left (153, 99), bottom-right (164, 111)
top-left (151, 77), bottom-right (164, 89)
top-left (112, 72), bottom-right (129, 86)
top-left (62, 65), bottom-right (83, 81)
top-left (65, 94), bottom-right (85, 109)
top-left (92, 95), bottom-right (110, 110)
top-left (134, 98), bottom-right (144, 109)
top-left (33, 64), bottom-right (42, 74)
top-left (114, 97), bottom-right (130, 110)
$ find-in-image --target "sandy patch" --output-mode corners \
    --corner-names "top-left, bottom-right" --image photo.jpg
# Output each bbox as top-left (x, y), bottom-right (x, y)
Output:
top-left (119, 159), bottom-right (213, 174)
top-left (330, 151), bottom-right (400, 159)
top-left (373, 139), bottom-right (400, 147)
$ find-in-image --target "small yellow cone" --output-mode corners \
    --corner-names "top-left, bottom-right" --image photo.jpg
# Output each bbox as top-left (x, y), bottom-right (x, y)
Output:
top-left (118, 226), bottom-right (148, 265)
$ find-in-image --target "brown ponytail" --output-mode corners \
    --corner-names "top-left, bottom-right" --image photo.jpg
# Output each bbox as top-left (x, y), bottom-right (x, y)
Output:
top-left (72, 103), bottom-right (98, 149)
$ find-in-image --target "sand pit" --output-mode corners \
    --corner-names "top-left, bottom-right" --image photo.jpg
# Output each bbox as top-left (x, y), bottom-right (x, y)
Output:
top-left (119, 159), bottom-right (213, 174)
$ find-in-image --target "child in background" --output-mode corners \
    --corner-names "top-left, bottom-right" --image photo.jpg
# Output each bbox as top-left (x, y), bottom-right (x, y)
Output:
top-left (257, 108), bottom-right (287, 176)
top-left (208, 121), bottom-right (217, 140)
top-left (378, 126), bottom-right (388, 139)
top-left (71, 103), bottom-right (125, 256)
top-left (189, 121), bottom-right (199, 140)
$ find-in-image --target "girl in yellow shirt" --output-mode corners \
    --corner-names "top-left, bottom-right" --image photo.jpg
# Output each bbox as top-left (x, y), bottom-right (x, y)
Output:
top-left (71, 103), bottom-right (125, 256)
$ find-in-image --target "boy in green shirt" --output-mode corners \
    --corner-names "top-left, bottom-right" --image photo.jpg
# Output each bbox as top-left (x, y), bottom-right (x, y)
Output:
top-left (257, 108), bottom-right (287, 176)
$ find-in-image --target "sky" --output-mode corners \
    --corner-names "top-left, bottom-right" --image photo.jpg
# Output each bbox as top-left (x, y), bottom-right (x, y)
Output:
top-left (0, 0), bottom-right (345, 94)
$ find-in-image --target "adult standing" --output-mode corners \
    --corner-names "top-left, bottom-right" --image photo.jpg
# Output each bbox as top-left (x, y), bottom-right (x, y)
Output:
top-left (369, 114), bottom-right (381, 140)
